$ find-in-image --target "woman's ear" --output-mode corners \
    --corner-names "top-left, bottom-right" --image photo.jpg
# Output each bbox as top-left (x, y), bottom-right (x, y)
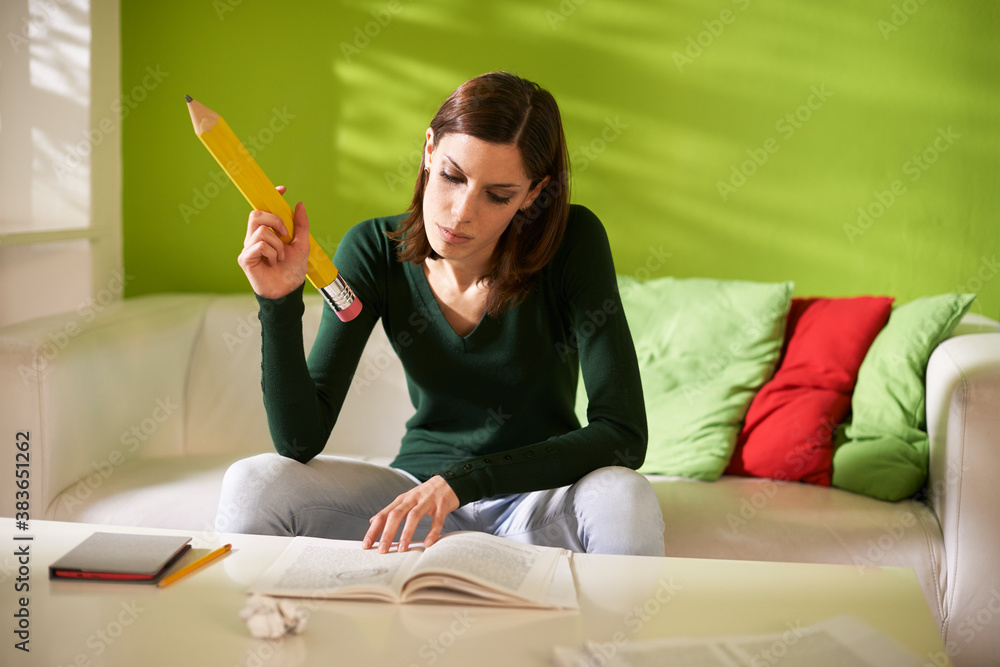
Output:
top-left (524, 175), bottom-right (552, 207)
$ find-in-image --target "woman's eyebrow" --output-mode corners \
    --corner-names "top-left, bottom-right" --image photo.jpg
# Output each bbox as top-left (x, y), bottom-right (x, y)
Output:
top-left (444, 155), bottom-right (521, 189)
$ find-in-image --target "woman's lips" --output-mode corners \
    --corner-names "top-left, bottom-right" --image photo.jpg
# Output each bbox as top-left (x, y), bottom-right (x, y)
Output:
top-left (437, 224), bottom-right (472, 245)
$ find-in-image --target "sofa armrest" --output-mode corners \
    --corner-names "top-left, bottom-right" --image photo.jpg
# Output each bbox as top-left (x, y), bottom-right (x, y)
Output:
top-left (0, 295), bottom-right (212, 519)
top-left (925, 330), bottom-right (1000, 664)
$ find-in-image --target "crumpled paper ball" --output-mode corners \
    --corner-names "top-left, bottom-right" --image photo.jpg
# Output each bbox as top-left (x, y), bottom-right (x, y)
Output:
top-left (239, 594), bottom-right (309, 639)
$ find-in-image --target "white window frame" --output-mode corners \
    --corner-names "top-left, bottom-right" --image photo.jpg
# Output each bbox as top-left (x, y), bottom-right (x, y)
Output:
top-left (0, 0), bottom-right (121, 328)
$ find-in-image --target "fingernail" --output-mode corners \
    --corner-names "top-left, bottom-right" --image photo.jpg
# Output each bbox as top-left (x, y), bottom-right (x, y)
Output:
top-left (362, 539), bottom-right (371, 549)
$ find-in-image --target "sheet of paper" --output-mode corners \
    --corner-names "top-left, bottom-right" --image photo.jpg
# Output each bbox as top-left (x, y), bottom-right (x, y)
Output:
top-left (552, 615), bottom-right (925, 667)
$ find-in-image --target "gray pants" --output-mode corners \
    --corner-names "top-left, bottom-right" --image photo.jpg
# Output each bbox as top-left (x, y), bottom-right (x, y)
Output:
top-left (216, 453), bottom-right (665, 556)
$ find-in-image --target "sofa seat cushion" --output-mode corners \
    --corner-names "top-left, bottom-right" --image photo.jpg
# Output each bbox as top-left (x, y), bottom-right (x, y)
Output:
top-left (45, 453), bottom-right (397, 532)
top-left (46, 453), bottom-right (251, 531)
top-left (651, 474), bottom-right (946, 628)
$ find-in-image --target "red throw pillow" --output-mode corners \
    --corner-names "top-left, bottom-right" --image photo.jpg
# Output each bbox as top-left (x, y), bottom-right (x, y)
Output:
top-left (725, 296), bottom-right (893, 485)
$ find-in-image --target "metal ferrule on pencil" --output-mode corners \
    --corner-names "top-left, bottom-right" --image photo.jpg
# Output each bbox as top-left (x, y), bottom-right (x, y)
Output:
top-left (318, 275), bottom-right (357, 312)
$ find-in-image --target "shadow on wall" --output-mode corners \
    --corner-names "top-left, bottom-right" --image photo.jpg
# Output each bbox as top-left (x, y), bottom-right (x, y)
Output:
top-left (327, 0), bottom-right (997, 315)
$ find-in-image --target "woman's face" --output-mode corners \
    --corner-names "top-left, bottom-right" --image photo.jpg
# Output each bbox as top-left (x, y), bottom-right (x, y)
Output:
top-left (422, 130), bottom-right (546, 269)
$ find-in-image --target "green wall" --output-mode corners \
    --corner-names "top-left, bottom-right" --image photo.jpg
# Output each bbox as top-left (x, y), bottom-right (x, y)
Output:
top-left (122, 0), bottom-right (1000, 319)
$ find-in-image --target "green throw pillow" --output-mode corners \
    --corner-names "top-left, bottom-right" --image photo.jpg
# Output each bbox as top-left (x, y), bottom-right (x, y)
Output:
top-left (576, 275), bottom-right (792, 480)
top-left (831, 293), bottom-right (976, 501)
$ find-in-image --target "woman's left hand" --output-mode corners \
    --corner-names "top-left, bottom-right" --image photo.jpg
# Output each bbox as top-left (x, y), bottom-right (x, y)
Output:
top-left (363, 475), bottom-right (460, 553)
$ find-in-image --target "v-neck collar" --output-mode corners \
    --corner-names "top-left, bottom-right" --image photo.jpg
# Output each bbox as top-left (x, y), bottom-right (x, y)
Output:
top-left (406, 261), bottom-right (488, 350)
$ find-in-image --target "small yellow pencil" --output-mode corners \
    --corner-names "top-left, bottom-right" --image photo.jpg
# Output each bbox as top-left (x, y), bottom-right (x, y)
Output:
top-left (157, 543), bottom-right (232, 588)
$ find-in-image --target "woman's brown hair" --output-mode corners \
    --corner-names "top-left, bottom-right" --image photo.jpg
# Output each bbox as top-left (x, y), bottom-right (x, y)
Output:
top-left (386, 71), bottom-right (571, 317)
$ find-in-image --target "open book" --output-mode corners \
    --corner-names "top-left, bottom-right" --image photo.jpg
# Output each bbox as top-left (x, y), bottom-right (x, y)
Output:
top-left (248, 531), bottom-right (578, 610)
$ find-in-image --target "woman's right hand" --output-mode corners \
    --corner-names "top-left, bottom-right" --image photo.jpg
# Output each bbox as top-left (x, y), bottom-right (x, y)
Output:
top-left (237, 187), bottom-right (311, 299)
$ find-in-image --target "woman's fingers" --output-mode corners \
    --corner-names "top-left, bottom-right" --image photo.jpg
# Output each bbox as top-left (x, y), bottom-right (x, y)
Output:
top-left (245, 209), bottom-right (287, 244)
top-left (244, 223), bottom-right (286, 263)
top-left (422, 513), bottom-right (447, 549)
top-left (238, 237), bottom-right (281, 269)
top-left (291, 201), bottom-right (309, 240)
top-left (398, 506), bottom-right (434, 553)
top-left (363, 476), bottom-right (459, 554)
top-left (368, 500), bottom-right (410, 554)
top-left (236, 187), bottom-right (309, 300)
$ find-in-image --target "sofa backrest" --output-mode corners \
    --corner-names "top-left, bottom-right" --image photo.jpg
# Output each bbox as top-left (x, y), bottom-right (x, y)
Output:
top-left (182, 293), bottom-right (410, 460)
top-left (0, 291), bottom-right (995, 520)
top-left (0, 293), bottom-right (411, 518)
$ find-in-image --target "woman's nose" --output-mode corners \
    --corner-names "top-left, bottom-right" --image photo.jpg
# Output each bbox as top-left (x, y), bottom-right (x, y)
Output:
top-left (452, 190), bottom-right (476, 223)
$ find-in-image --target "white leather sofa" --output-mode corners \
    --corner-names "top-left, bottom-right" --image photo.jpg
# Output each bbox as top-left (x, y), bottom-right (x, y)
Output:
top-left (2, 293), bottom-right (998, 666)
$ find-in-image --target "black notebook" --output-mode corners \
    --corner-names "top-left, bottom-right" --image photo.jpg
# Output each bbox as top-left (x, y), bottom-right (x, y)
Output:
top-left (50, 532), bottom-right (192, 582)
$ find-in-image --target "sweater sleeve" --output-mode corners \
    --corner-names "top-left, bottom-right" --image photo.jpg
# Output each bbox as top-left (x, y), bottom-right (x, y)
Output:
top-left (436, 207), bottom-right (648, 505)
top-left (257, 222), bottom-right (382, 462)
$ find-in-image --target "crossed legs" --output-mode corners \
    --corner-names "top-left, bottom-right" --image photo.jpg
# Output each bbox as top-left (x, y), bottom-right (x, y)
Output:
top-left (217, 454), bottom-right (665, 557)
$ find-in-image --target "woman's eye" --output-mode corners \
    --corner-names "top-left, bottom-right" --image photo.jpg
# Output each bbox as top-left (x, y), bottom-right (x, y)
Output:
top-left (439, 170), bottom-right (511, 206)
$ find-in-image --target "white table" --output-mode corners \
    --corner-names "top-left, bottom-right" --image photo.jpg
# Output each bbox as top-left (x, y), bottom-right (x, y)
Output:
top-left (1, 519), bottom-right (950, 666)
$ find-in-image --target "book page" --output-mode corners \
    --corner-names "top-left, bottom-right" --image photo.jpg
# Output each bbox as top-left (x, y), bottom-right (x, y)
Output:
top-left (546, 550), bottom-right (579, 609)
top-left (390, 554), bottom-right (576, 610)
top-left (404, 532), bottom-right (562, 605)
top-left (248, 537), bottom-right (421, 600)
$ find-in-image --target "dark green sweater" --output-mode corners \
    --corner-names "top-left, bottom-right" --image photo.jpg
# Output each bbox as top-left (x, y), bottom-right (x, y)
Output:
top-left (257, 204), bottom-right (647, 506)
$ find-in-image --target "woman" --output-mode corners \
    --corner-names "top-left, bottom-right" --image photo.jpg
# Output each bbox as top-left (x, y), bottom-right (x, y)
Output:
top-left (218, 71), bottom-right (665, 556)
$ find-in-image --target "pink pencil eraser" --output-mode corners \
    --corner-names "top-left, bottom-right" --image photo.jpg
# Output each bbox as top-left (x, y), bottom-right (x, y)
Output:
top-left (336, 297), bottom-right (363, 322)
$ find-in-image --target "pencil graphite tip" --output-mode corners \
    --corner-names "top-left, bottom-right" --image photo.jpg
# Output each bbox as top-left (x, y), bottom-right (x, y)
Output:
top-left (185, 94), bottom-right (193, 103)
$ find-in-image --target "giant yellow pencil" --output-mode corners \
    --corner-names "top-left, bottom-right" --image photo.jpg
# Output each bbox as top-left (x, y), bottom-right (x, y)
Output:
top-left (186, 95), bottom-right (362, 321)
